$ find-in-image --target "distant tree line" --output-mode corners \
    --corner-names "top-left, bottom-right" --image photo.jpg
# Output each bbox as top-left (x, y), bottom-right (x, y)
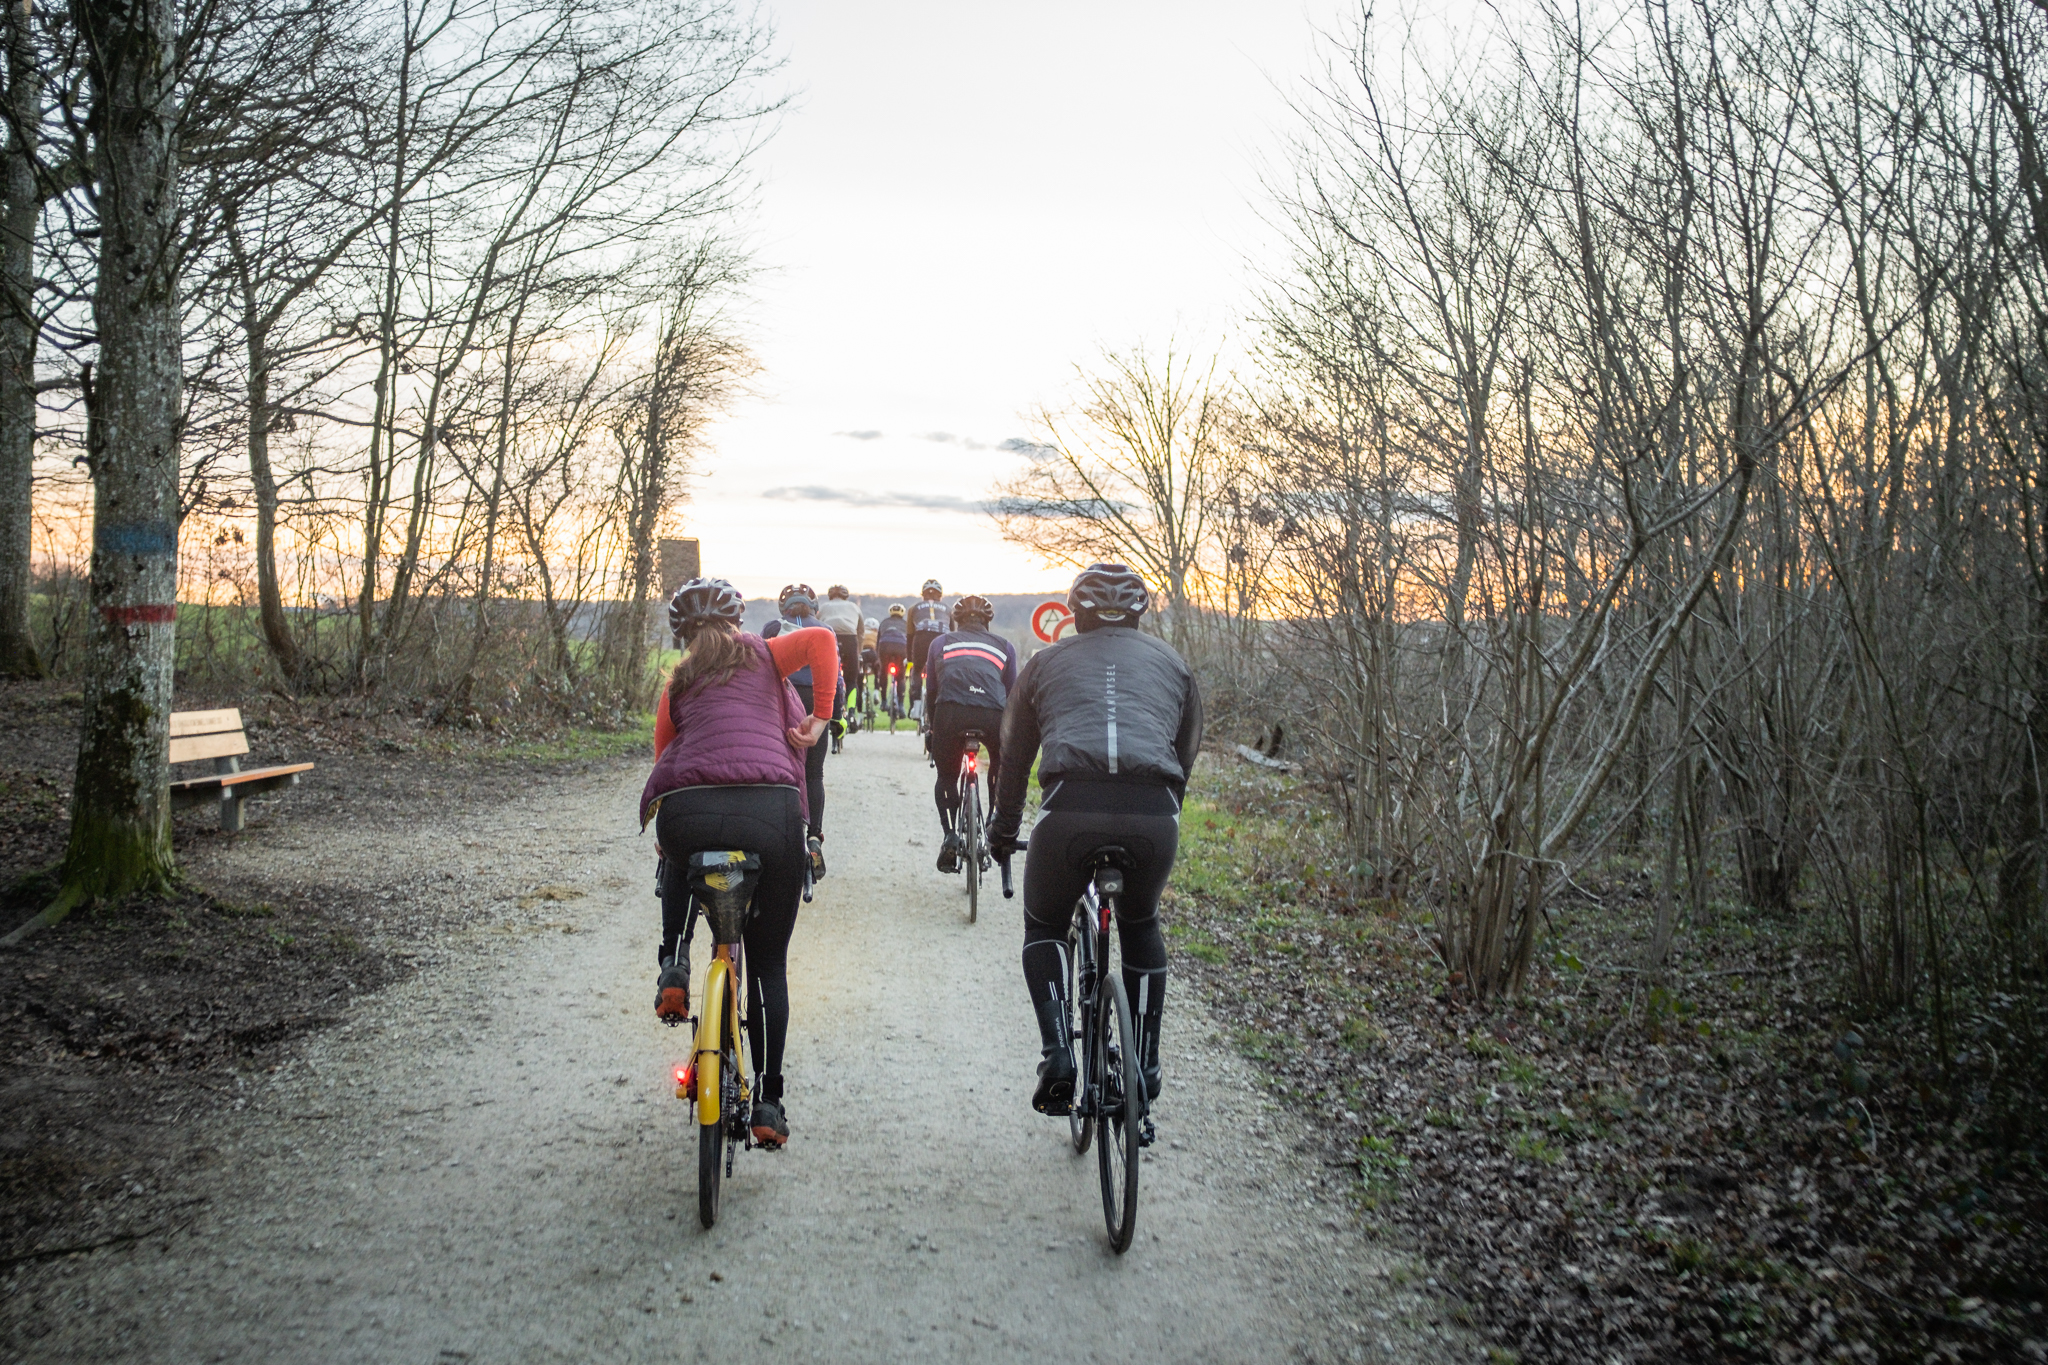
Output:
top-left (998, 0), bottom-right (2048, 1063)
top-left (0, 0), bottom-right (773, 932)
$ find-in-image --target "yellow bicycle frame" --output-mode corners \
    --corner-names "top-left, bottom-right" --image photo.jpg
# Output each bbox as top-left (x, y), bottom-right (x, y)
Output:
top-left (690, 945), bottom-right (747, 1127)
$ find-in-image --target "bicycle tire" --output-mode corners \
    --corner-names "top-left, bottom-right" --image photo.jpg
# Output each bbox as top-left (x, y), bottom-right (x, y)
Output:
top-left (1097, 974), bottom-right (1142, 1251)
top-left (1067, 906), bottom-right (1094, 1155)
top-left (963, 776), bottom-right (980, 923)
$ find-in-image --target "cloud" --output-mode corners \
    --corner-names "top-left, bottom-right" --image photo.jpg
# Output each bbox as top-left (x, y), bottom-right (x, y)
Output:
top-left (999, 437), bottom-right (1059, 460)
top-left (833, 429), bottom-right (885, 441)
top-left (761, 485), bottom-right (995, 514)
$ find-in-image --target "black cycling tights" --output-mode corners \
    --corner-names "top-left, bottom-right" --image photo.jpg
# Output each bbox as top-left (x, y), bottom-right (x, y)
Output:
top-left (655, 784), bottom-right (804, 1084)
top-left (930, 701), bottom-right (1004, 832)
top-left (793, 683), bottom-right (829, 839)
top-left (1020, 782), bottom-right (1178, 1043)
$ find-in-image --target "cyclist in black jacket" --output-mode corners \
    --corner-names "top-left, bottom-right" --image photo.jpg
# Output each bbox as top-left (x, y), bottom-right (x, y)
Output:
top-left (920, 594), bottom-right (1019, 873)
top-left (988, 563), bottom-right (1202, 1116)
top-left (906, 579), bottom-right (949, 715)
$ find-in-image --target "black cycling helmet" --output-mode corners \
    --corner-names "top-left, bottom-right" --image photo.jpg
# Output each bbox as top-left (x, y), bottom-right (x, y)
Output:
top-left (668, 577), bottom-right (746, 641)
top-left (952, 594), bottom-right (994, 628)
top-left (827, 584), bottom-right (851, 600)
top-left (1068, 563), bottom-right (1148, 631)
top-left (778, 582), bottom-right (817, 614)
top-left (921, 578), bottom-right (943, 599)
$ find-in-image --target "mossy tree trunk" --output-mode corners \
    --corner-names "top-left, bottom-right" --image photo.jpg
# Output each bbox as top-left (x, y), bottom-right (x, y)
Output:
top-left (0, 1), bottom-right (44, 680)
top-left (10, 0), bottom-right (184, 941)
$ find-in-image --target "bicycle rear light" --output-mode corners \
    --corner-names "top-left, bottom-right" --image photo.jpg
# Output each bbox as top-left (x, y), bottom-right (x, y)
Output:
top-left (674, 1062), bottom-right (695, 1099)
top-left (966, 751), bottom-right (978, 774)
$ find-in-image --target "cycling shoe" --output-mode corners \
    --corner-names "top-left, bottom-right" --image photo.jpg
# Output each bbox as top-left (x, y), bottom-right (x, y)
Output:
top-left (1032, 1048), bottom-right (1076, 1116)
top-left (750, 1099), bottom-right (789, 1149)
top-left (936, 831), bottom-right (962, 874)
top-left (654, 962), bottom-right (690, 1023)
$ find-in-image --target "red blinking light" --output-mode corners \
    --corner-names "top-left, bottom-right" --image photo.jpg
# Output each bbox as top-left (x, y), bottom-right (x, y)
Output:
top-left (966, 751), bottom-right (977, 775)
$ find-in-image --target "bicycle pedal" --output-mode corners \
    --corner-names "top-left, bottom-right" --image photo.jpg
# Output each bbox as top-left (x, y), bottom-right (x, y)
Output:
top-left (1138, 1117), bottom-right (1157, 1148)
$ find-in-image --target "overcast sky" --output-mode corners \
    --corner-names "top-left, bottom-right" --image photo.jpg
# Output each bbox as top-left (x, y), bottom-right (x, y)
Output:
top-left (688, 0), bottom-right (1358, 600)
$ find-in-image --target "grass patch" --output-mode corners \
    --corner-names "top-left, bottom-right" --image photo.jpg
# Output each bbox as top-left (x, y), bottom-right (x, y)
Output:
top-left (1341, 1015), bottom-right (1386, 1051)
top-left (1358, 1133), bottom-right (1410, 1207)
top-left (496, 715), bottom-right (654, 765)
top-left (1166, 923), bottom-right (1228, 965)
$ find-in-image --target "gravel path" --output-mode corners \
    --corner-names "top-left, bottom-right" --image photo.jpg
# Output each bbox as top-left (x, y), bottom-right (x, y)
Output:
top-left (8, 735), bottom-right (1452, 1364)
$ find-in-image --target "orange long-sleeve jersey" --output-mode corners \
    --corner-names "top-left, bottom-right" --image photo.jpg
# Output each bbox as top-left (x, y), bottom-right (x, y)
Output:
top-left (652, 629), bottom-right (840, 758)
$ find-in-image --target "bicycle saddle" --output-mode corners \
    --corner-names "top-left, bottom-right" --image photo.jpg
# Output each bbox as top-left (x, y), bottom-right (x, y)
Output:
top-left (686, 850), bottom-right (761, 945)
top-left (1084, 845), bottom-right (1133, 896)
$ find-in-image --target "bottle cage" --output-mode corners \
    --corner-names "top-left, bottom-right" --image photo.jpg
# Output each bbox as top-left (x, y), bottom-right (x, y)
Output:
top-left (687, 850), bottom-right (762, 945)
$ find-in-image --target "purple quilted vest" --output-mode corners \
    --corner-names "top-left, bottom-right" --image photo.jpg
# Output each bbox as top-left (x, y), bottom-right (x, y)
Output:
top-left (640, 634), bottom-right (810, 826)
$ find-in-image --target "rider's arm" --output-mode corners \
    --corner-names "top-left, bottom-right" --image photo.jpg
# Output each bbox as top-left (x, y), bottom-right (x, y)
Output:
top-left (922, 635), bottom-right (942, 705)
top-left (992, 655), bottom-right (1042, 827)
top-left (1171, 670), bottom-right (1205, 800)
top-left (765, 629), bottom-right (840, 720)
top-left (653, 683), bottom-right (675, 757)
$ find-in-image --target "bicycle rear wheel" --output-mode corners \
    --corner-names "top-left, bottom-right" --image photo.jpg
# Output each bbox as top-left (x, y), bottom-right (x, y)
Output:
top-left (697, 1011), bottom-right (725, 1228)
top-left (1096, 975), bottom-right (1142, 1252)
top-left (1067, 908), bottom-right (1094, 1155)
top-left (962, 777), bottom-right (981, 923)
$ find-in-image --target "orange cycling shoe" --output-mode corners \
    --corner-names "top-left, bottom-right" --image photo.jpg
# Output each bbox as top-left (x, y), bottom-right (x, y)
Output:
top-left (654, 962), bottom-right (690, 1023)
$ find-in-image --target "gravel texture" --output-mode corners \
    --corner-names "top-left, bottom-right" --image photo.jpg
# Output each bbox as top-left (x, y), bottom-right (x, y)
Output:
top-left (4, 733), bottom-right (1458, 1364)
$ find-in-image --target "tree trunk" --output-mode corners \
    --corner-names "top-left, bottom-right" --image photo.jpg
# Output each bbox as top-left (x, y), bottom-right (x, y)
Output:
top-left (10, 0), bottom-right (184, 941)
top-left (0, 1), bottom-right (43, 679)
top-left (243, 318), bottom-right (301, 683)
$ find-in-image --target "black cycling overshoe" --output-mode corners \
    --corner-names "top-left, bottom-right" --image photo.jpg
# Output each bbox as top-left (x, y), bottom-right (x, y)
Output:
top-left (750, 1099), bottom-right (789, 1148)
top-left (654, 962), bottom-right (691, 1024)
top-left (1033, 1052), bottom-right (1076, 1116)
top-left (1127, 969), bottom-right (1166, 1100)
top-left (1031, 998), bottom-right (1076, 1115)
top-left (936, 830), bottom-right (962, 874)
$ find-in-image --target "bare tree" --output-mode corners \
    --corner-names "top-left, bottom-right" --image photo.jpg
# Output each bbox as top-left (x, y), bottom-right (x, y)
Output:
top-left (0, 0), bottom-right (43, 678)
top-left (994, 345), bottom-right (1230, 650)
top-left (6, 0), bottom-right (185, 943)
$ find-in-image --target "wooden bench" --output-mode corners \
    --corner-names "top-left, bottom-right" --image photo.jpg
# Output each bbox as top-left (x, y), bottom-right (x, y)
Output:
top-left (168, 709), bottom-right (315, 832)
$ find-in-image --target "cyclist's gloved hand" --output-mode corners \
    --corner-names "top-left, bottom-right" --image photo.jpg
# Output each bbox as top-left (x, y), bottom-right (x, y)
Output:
top-left (987, 813), bottom-right (1024, 859)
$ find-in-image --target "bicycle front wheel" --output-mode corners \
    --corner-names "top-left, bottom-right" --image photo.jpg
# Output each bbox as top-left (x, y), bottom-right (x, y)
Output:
top-left (1096, 975), bottom-right (1142, 1252)
top-left (963, 778), bottom-right (981, 923)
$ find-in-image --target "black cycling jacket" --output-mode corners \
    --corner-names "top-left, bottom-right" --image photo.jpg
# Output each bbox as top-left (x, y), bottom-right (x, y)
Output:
top-left (908, 600), bottom-right (948, 636)
top-left (993, 625), bottom-right (1203, 829)
top-left (921, 627), bottom-right (1018, 709)
top-left (876, 617), bottom-right (908, 649)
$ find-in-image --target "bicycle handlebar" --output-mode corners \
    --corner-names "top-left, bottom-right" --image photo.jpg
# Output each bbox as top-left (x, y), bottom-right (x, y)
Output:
top-left (997, 836), bottom-right (1028, 898)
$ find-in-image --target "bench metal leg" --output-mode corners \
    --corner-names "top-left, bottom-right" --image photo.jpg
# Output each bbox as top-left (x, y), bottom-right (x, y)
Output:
top-left (220, 790), bottom-right (244, 833)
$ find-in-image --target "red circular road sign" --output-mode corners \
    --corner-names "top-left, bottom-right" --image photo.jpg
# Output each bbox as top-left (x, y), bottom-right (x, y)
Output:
top-left (1031, 599), bottom-right (1074, 643)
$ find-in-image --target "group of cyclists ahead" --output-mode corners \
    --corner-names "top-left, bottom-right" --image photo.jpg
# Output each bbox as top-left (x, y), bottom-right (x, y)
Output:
top-left (639, 563), bottom-right (1202, 1173)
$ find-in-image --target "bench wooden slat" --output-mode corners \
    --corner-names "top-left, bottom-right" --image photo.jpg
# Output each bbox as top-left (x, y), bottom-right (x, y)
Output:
top-left (171, 763), bottom-right (314, 794)
top-left (169, 730), bottom-right (250, 765)
top-left (169, 708), bottom-right (242, 738)
top-left (218, 762), bottom-right (314, 789)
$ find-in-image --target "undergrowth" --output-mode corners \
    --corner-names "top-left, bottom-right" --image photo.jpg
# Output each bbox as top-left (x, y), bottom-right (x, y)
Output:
top-left (1163, 757), bottom-right (2048, 1365)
